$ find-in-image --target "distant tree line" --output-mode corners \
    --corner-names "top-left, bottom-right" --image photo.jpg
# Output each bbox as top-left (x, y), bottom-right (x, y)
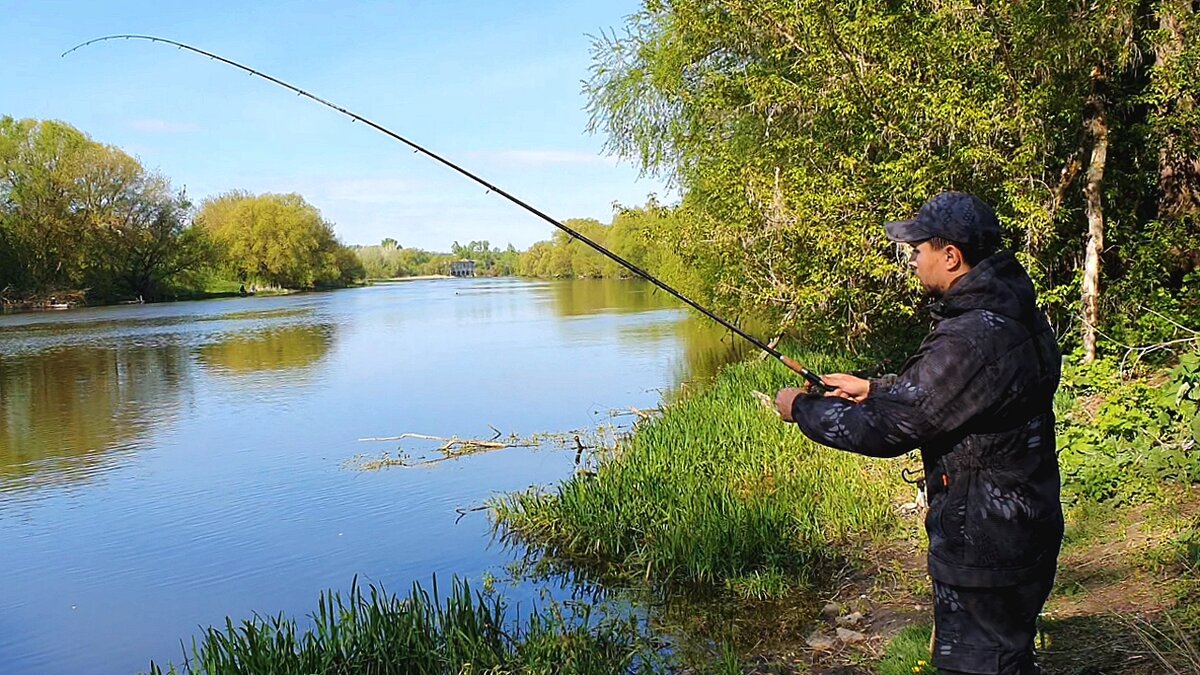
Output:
top-left (354, 239), bottom-right (520, 278)
top-left (0, 115), bottom-right (704, 308)
top-left (0, 117), bottom-right (361, 304)
top-left (516, 204), bottom-right (713, 303)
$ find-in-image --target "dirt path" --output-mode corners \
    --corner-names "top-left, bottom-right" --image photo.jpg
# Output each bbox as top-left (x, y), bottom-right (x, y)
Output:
top-left (737, 495), bottom-right (1200, 674)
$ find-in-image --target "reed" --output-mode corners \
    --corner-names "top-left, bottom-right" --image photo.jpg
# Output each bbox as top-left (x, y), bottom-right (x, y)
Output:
top-left (493, 350), bottom-right (908, 594)
top-left (145, 577), bottom-right (649, 675)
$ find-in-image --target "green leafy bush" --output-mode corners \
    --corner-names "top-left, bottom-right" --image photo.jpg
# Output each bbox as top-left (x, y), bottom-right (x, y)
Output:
top-left (1058, 349), bottom-right (1200, 504)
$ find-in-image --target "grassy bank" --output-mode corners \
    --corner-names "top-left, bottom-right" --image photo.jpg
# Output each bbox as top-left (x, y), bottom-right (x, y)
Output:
top-left (494, 350), bottom-right (911, 597)
top-left (493, 343), bottom-right (1200, 671)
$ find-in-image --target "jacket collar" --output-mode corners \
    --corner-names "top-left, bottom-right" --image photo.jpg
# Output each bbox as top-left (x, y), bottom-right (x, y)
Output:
top-left (930, 252), bottom-right (1039, 323)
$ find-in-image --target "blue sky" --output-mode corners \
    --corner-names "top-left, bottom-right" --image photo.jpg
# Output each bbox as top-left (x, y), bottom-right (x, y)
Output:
top-left (1, 1), bottom-right (671, 250)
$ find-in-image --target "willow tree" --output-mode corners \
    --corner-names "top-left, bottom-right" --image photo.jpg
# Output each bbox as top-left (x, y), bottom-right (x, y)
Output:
top-left (587, 0), bottom-right (1200, 356)
top-left (0, 118), bottom-right (98, 293)
top-left (197, 191), bottom-right (361, 289)
top-left (0, 117), bottom-right (210, 301)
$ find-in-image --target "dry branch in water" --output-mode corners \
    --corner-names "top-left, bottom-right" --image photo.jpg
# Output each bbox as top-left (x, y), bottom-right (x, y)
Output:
top-left (350, 431), bottom-right (535, 469)
top-left (348, 425), bottom-right (620, 471)
top-left (609, 406), bottom-right (659, 420)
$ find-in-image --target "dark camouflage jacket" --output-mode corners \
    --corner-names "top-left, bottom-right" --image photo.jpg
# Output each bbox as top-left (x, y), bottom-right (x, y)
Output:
top-left (791, 252), bottom-right (1063, 587)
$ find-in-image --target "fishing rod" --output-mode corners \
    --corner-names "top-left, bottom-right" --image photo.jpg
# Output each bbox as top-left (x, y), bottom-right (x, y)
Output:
top-left (63, 34), bottom-right (829, 391)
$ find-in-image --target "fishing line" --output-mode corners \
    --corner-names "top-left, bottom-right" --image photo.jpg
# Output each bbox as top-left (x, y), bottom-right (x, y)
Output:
top-left (63, 34), bottom-right (828, 391)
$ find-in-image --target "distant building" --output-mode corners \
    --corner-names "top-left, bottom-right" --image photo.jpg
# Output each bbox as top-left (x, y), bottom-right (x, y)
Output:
top-left (450, 260), bottom-right (476, 278)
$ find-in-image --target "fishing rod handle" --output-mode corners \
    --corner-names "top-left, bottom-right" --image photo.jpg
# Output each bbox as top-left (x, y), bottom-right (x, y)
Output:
top-left (780, 356), bottom-right (831, 392)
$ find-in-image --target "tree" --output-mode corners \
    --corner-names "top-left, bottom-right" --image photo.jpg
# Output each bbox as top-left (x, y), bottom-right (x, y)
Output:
top-left (0, 117), bottom-right (97, 292)
top-left (198, 192), bottom-right (360, 289)
top-left (585, 1), bottom-right (1200, 354)
top-left (87, 173), bottom-right (213, 301)
top-left (0, 117), bottom-right (213, 301)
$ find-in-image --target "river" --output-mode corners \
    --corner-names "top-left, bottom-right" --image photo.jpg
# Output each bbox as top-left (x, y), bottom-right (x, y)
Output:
top-left (0, 278), bottom-right (747, 674)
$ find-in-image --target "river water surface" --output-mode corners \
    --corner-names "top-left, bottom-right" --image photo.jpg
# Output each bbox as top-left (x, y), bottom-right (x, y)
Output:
top-left (0, 278), bottom-right (743, 675)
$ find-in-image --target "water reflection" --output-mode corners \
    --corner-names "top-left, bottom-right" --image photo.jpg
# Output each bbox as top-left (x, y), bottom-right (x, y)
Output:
top-left (197, 324), bottom-right (335, 375)
top-left (0, 310), bottom-right (338, 495)
top-left (502, 528), bottom-right (816, 667)
top-left (667, 316), bottom-right (757, 384)
top-left (0, 345), bottom-right (188, 492)
top-left (541, 278), bottom-right (757, 383)
top-left (547, 279), bottom-right (680, 316)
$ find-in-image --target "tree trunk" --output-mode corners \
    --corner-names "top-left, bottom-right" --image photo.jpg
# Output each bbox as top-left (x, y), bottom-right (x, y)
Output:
top-left (1082, 70), bottom-right (1109, 363)
top-left (1156, 2), bottom-right (1200, 218)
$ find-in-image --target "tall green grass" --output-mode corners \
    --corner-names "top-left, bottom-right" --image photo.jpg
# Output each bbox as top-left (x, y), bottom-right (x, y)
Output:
top-left (494, 351), bottom-right (908, 594)
top-left (146, 577), bottom-right (650, 675)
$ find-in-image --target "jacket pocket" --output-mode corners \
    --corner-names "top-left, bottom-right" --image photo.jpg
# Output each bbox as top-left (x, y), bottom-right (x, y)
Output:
top-left (936, 470), bottom-right (970, 557)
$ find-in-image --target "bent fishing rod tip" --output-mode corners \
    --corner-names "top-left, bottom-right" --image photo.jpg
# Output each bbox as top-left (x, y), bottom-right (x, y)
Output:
top-left (61, 33), bottom-right (834, 390)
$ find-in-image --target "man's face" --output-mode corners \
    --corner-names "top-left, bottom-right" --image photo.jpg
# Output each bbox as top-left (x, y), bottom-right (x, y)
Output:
top-left (907, 240), bottom-right (951, 297)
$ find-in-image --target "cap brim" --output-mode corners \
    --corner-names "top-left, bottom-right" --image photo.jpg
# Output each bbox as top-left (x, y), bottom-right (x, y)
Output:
top-left (884, 219), bottom-right (929, 243)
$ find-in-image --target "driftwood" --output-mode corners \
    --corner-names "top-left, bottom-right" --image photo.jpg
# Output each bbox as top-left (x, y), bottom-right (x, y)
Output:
top-left (454, 503), bottom-right (489, 524)
top-left (351, 431), bottom-right (535, 470)
top-left (357, 433), bottom-right (525, 455)
top-left (608, 406), bottom-right (659, 421)
top-left (348, 425), bottom-right (613, 471)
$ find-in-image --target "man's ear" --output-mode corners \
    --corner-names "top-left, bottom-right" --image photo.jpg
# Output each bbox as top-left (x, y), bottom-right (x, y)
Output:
top-left (944, 244), bottom-right (966, 272)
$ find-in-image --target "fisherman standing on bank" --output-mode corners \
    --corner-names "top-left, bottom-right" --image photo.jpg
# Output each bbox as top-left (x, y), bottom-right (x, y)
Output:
top-left (775, 192), bottom-right (1064, 675)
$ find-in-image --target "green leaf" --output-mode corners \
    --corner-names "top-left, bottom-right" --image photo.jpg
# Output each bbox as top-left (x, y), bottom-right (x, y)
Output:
top-left (1181, 352), bottom-right (1200, 373)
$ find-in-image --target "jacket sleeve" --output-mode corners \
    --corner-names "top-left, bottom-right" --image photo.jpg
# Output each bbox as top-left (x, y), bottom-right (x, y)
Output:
top-left (789, 330), bottom-right (992, 458)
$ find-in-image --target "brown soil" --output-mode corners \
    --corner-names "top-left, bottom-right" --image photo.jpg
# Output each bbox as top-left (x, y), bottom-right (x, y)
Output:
top-left (733, 495), bottom-right (1200, 674)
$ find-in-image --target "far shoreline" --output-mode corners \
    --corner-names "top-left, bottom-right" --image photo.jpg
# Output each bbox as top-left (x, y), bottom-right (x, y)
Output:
top-left (0, 276), bottom-right (489, 314)
top-left (367, 275), bottom-right (455, 282)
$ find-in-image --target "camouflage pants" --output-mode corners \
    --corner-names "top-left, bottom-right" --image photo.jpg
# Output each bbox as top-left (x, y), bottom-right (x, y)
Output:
top-left (931, 576), bottom-right (1054, 675)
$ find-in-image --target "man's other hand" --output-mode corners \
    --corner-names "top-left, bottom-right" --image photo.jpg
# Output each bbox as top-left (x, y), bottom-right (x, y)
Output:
top-left (775, 388), bottom-right (805, 422)
top-left (821, 373), bottom-right (870, 403)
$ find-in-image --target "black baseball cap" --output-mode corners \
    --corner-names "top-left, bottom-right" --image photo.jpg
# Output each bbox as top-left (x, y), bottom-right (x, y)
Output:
top-left (885, 192), bottom-right (1001, 250)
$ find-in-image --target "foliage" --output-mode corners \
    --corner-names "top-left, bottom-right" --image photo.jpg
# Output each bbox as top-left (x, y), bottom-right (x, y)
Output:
top-left (1057, 348), bottom-right (1200, 504)
top-left (517, 201), bottom-right (715, 308)
top-left (354, 243), bottom-right (445, 278)
top-left (518, 218), bottom-right (612, 278)
top-left (146, 577), bottom-right (652, 675)
top-left (586, 1), bottom-right (1200, 351)
top-left (354, 239), bottom-right (519, 279)
top-left (197, 191), bottom-right (362, 289)
top-left (451, 240), bottom-right (520, 276)
top-left (0, 116), bottom-right (213, 302)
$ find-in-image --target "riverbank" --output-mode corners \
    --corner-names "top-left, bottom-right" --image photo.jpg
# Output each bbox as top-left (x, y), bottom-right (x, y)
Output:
top-left (0, 283), bottom-right (346, 312)
top-left (140, 342), bottom-right (1200, 673)
top-left (0, 289), bottom-right (88, 311)
top-left (0, 277), bottom-right (475, 312)
top-left (494, 345), bottom-right (1200, 672)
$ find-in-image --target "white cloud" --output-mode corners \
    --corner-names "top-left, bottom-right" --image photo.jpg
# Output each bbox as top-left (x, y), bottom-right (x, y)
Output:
top-left (127, 119), bottom-right (201, 134)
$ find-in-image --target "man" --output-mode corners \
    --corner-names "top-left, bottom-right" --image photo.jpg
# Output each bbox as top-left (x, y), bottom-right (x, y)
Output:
top-left (775, 192), bottom-right (1063, 675)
